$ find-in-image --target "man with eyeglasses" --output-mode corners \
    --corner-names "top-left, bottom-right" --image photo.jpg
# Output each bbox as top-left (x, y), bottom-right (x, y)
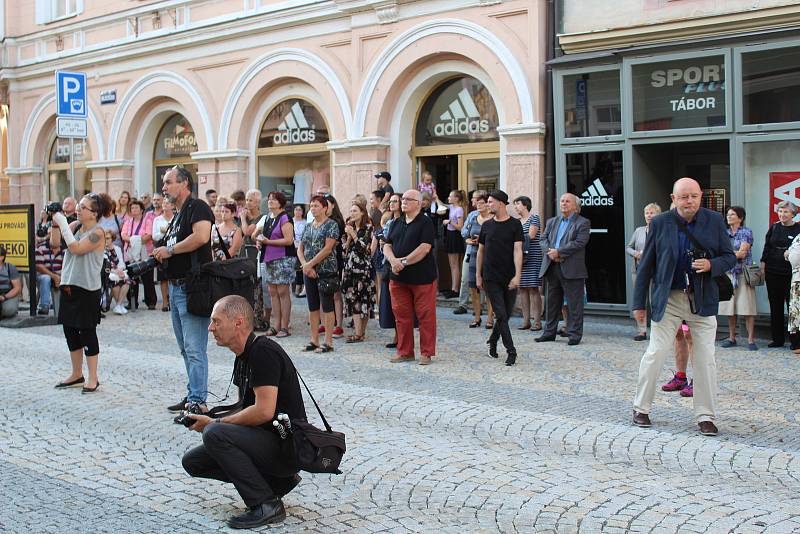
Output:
top-left (153, 166), bottom-right (215, 420)
top-left (383, 189), bottom-right (438, 365)
top-left (631, 177), bottom-right (735, 437)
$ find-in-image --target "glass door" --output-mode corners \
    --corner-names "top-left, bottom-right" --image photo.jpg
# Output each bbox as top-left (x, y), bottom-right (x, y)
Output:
top-left (460, 154), bottom-right (500, 194)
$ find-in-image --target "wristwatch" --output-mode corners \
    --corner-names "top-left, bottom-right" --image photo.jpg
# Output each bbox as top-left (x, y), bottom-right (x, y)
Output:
top-left (400, 258), bottom-right (408, 266)
top-left (166, 244), bottom-right (175, 256)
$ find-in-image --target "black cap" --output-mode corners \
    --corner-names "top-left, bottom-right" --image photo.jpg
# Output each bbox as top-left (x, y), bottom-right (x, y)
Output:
top-left (374, 171), bottom-right (391, 181)
top-left (488, 190), bottom-right (509, 204)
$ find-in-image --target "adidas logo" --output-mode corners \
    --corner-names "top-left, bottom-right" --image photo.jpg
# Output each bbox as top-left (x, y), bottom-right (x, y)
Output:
top-left (580, 178), bottom-right (615, 206)
top-left (274, 102), bottom-right (316, 145)
top-left (434, 89), bottom-right (490, 136)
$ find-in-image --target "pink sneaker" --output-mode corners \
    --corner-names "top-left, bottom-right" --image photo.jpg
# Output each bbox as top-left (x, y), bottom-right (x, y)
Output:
top-left (318, 325), bottom-right (326, 334)
top-left (661, 373), bottom-right (688, 392)
top-left (680, 380), bottom-right (693, 397)
top-left (332, 326), bottom-right (344, 338)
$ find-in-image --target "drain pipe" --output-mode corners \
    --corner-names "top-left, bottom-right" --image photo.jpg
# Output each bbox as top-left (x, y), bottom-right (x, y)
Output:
top-left (544, 0), bottom-right (562, 221)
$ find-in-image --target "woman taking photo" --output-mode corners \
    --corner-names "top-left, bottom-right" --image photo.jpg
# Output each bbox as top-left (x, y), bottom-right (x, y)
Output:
top-left (625, 203), bottom-right (662, 340)
top-left (212, 201), bottom-right (243, 260)
top-left (342, 202), bottom-right (375, 342)
top-left (121, 199), bottom-right (156, 310)
top-left (513, 195), bottom-right (543, 331)
top-left (255, 192), bottom-right (295, 338)
top-left (51, 192), bottom-right (111, 393)
top-left (103, 229), bottom-right (130, 315)
top-left (375, 192), bottom-right (402, 347)
top-left (297, 195), bottom-right (339, 353)
top-left (152, 198), bottom-right (174, 311)
top-left (761, 200), bottom-right (800, 347)
top-left (442, 189), bottom-right (466, 298)
top-left (464, 194), bottom-right (494, 328)
top-left (719, 206), bottom-right (757, 350)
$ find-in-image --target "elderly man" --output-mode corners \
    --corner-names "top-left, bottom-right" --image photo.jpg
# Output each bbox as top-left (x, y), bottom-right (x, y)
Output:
top-left (62, 196), bottom-right (77, 223)
top-left (182, 295), bottom-right (305, 528)
top-left (151, 193), bottom-right (164, 217)
top-left (537, 193), bottom-right (591, 345)
top-left (384, 189), bottom-right (438, 365)
top-left (632, 177), bottom-right (735, 436)
top-left (140, 192), bottom-right (154, 213)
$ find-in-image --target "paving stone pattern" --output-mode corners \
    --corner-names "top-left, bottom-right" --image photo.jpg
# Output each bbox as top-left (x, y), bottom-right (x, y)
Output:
top-left (2, 300), bottom-right (800, 533)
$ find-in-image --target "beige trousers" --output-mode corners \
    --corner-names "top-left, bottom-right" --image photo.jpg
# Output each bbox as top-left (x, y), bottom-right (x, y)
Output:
top-left (633, 290), bottom-right (718, 423)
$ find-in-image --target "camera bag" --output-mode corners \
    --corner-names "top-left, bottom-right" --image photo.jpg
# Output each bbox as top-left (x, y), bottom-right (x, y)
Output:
top-left (290, 369), bottom-right (346, 475)
top-left (673, 213), bottom-right (733, 302)
top-left (186, 225), bottom-right (257, 317)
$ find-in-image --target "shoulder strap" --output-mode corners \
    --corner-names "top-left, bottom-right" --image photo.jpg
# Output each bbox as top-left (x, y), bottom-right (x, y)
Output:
top-left (214, 225), bottom-right (232, 260)
top-left (672, 211), bottom-right (707, 253)
top-left (295, 368), bottom-right (332, 432)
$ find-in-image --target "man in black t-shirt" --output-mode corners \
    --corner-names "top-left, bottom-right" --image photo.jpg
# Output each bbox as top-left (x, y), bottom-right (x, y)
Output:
top-left (182, 296), bottom-right (306, 529)
top-left (375, 171), bottom-right (394, 204)
top-left (152, 166), bottom-right (214, 416)
top-left (384, 189), bottom-right (438, 365)
top-left (477, 190), bottom-right (523, 366)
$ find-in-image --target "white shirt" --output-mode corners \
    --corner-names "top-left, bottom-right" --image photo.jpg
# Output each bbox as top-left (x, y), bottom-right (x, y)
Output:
top-left (293, 168), bottom-right (313, 205)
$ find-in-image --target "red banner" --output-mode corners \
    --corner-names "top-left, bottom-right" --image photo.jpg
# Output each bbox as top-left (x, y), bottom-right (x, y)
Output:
top-left (769, 172), bottom-right (800, 225)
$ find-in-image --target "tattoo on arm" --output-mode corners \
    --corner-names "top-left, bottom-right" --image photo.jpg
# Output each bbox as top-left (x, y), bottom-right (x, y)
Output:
top-left (88, 232), bottom-right (101, 244)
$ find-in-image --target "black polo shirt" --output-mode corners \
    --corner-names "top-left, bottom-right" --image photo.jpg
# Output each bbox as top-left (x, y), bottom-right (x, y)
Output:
top-left (479, 217), bottom-right (523, 284)
top-left (385, 212), bottom-right (437, 285)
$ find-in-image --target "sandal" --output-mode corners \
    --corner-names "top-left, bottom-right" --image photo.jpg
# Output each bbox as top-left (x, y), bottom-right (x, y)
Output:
top-left (303, 342), bottom-right (319, 352)
top-left (275, 329), bottom-right (290, 338)
top-left (517, 323), bottom-right (531, 330)
top-left (469, 319), bottom-right (482, 328)
top-left (315, 344), bottom-right (334, 353)
top-left (346, 334), bottom-right (364, 343)
top-left (485, 323), bottom-right (494, 330)
top-left (265, 327), bottom-right (278, 337)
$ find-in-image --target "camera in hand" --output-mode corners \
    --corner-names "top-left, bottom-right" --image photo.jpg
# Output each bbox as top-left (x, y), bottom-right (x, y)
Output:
top-left (126, 256), bottom-right (161, 279)
top-left (176, 402), bottom-right (207, 427)
top-left (45, 201), bottom-right (62, 221)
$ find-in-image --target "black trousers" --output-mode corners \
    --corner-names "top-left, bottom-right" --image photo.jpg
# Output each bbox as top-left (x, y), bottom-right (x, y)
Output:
top-left (182, 423), bottom-right (298, 508)
top-left (129, 270), bottom-right (157, 308)
top-left (484, 280), bottom-right (517, 355)
top-left (542, 265), bottom-right (585, 340)
top-left (765, 271), bottom-right (792, 344)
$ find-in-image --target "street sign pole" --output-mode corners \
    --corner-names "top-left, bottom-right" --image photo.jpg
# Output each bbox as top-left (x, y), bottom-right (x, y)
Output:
top-left (55, 71), bottom-right (87, 200)
top-left (69, 137), bottom-right (75, 200)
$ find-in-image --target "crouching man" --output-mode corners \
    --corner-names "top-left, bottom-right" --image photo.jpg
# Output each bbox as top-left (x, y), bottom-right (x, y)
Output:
top-left (181, 295), bottom-right (306, 529)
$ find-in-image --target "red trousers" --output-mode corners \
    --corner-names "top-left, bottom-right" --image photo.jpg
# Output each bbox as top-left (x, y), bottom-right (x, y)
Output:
top-left (389, 279), bottom-right (437, 358)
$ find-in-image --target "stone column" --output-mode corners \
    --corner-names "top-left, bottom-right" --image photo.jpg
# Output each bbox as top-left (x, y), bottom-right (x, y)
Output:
top-left (192, 150), bottom-right (249, 197)
top-left (498, 124), bottom-right (547, 217)
top-left (328, 138), bottom-right (390, 202)
top-left (5, 167), bottom-right (44, 210)
top-left (88, 160), bottom-right (136, 198)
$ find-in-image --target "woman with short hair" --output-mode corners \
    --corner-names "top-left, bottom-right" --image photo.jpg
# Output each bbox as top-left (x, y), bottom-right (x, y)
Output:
top-left (626, 202), bottom-right (662, 340)
top-left (50, 192), bottom-right (112, 393)
top-left (212, 201), bottom-right (243, 261)
top-left (719, 206), bottom-right (757, 350)
top-left (761, 200), bottom-right (800, 347)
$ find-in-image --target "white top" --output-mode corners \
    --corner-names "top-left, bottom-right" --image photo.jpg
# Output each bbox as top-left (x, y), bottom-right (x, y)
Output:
top-left (61, 225), bottom-right (105, 291)
top-left (152, 214), bottom-right (174, 242)
top-left (293, 168), bottom-right (313, 205)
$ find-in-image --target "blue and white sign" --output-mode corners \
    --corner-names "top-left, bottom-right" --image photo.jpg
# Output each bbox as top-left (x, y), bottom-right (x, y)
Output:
top-left (55, 71), bottom-right (87, 118)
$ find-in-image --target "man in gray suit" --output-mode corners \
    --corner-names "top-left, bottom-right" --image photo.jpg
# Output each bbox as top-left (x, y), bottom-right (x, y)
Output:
top-left (536, 193), bottom-right (591, 345)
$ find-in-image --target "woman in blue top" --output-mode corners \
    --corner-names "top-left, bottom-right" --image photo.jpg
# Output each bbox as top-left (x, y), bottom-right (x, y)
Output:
top-left (718, 206), bottom-right (757, 350)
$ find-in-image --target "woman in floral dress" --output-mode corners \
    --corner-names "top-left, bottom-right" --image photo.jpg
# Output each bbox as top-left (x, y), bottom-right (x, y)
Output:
top-left (342, 202), bottom-right (375, 342)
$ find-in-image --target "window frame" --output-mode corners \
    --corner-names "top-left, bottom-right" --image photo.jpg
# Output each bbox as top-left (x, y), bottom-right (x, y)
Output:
top-left (554, 64), bottom-right (624, 145)
top-left (36, 0), bottom-right (83, 25)
top-left (734, 39), bottom-right (800, 133)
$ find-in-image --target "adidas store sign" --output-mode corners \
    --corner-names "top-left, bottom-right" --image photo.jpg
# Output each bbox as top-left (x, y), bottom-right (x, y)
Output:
top-left (580, 179), bottom-right (615, 207)
top-left (273, 102), bottom-right (317, 145)
top-left (433, 89), bottom-right (491, 137)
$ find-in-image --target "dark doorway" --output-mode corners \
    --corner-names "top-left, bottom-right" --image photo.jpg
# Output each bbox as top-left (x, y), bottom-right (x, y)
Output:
top-left (418, 155), bottom-right (458, 291)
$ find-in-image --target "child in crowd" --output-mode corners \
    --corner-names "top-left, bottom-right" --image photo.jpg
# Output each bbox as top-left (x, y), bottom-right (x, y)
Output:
top-left (418, 171), bottom-right (437, 198)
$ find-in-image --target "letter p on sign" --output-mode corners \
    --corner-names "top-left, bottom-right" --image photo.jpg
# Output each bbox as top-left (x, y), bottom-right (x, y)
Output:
top-left (55, 71), bottom-right (87, 118)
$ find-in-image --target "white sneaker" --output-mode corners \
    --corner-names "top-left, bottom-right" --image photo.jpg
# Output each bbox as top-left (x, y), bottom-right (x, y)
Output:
top-left (119, 305), bottom-right (128, 315)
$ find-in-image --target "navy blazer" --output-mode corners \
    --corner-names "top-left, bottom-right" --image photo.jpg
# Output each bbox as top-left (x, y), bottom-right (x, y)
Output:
top-left (633, 208), bottom-right (736, 321)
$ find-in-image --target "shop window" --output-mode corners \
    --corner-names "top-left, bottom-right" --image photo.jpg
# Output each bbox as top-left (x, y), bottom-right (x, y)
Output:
top-left (562, 70), bottom-right (621, 138)
top-left (259, 99), bottom-right (329, 148)
top-left (415, 77), bottom-right (499, 147)
top-left (47, 138), bottom-right (92, 201)
top-left (631, 55), bottom-right (726, 131)
top-left (742, 46), bottom-right (800, 125)
top-left (154, 114), bottom-right (198, 160)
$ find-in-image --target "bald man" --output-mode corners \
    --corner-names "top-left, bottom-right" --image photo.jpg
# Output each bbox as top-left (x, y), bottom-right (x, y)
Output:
top-left (631, 177), bottom-right (735, 436)
top-left (537, 193), bottom-right (591, 345)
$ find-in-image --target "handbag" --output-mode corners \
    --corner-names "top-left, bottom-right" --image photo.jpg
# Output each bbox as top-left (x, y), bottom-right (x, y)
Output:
top-left (289, 369), bottom-right (346, 474)
top-left (317, 271), bottom-right (340, 295)
top-left (742, 263), bottom-right (765, 287)
top-left (185, 225), bottom-right (257, 317)
top-left (672, 213), bottom-right (733, 302)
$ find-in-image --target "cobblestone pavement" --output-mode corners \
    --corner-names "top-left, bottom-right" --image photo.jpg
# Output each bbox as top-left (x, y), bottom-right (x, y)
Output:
top-left (3, 298), bottom-right (800, 533)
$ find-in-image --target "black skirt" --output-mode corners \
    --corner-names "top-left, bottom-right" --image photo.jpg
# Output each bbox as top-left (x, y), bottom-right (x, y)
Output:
top-left (444, 229), bottom-right (465, 254)
top-left (58, 285), bottom-right (101, 329)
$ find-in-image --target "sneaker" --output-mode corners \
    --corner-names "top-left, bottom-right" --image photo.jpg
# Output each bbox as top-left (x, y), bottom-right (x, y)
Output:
top-left (680, 380), bottom-right (693, 397)
top-left (167, 397), bottom-right (188, 413)
top-left (720, 338), bottom-right (737, 348)
top-left (661, 373), bottom-right (688, 392)
top-left (332, 326), bottom-right (344, 338)
top-left (37, 308), bottom-right (49, 315)
top-left (318, 325), bottom-right (326, 334)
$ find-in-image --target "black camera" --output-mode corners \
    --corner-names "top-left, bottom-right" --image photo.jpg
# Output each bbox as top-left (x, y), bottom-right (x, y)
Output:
top-left (176, 403), bottom-right (208, 428)
top-left (126, 256), bottom-right (160, 279)
top-left (45, 201), bottom-right (62, 222)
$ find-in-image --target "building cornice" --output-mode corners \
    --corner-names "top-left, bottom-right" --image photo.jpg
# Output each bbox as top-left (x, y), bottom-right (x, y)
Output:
top-left (327, 136), bottom-right (391, 150)
top-left (558, 4), bottom-right (800, 54)
top-left (190, 150), bottom-right (250, 161)
top-left (5, 166), bottom-right (43, 175)
top-left (497, 123), bottom-right (546, 137)
top-left (84, 160), bottom-right (134, 169)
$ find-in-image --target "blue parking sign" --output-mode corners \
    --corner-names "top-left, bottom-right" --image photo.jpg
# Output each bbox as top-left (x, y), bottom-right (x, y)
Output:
top-left (55, 71), bottom-right (87, 118)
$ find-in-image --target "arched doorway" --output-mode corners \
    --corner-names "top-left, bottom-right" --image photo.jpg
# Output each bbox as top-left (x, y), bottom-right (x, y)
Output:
top-left (256, 98), bottom-right (330, 206)
top-left (153, 113), bottom-right (198, 194)
top-left (411, 76), bottom-right (500, 199)
top-left (46, 137), bottom-right (92, 201)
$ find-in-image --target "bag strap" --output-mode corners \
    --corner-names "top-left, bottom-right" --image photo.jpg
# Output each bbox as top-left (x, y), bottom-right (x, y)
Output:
top-left (214, 225), bottom-right (232, 260)
top-left (672, 211), bottom-right (707, 254)
top-left (294, 368), bottom-right (333, 432)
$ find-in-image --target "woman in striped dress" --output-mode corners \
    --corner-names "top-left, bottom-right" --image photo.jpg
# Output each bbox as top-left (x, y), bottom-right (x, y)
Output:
top-left (513, 196), bottom-right (543, 331)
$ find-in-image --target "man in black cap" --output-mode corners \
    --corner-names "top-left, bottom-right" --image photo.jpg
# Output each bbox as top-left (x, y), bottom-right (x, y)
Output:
top-left (375, 171), bottom-right (394, 204)
top-left (476, 190), bottom-right (524, 366)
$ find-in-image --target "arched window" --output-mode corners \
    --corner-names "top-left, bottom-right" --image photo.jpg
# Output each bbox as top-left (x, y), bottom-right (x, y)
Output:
top-left (153, 114), bottom-right (198, 193)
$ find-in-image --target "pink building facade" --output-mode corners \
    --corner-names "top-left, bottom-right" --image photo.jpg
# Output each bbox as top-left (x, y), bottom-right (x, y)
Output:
top-left (1, 0), bottom-right (548, 215)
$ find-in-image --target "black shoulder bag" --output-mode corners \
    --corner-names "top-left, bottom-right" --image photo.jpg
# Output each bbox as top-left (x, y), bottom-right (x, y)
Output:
top-left (673, 213), bottom-right (733, 303)
top-left (184, 201), bottom-right (257, 316)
